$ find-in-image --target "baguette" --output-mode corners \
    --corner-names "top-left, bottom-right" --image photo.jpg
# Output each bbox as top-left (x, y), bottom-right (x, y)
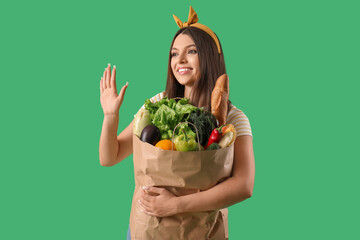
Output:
top-left (211, 74), bottom-right (229, 126)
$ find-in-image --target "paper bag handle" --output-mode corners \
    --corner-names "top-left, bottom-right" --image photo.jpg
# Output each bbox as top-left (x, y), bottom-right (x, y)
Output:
top-left (172, 97), bottom-right (184, 101)
top-left (172, 122), bottom-right (201, 151)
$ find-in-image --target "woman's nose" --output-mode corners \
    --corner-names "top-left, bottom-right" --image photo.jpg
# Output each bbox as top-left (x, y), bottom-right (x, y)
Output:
top-left (178, 52), bottom-right (187, 63)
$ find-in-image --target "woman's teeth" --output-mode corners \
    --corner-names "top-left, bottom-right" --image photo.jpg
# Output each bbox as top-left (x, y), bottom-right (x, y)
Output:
top-left (179, 68), bottom-right (192, 74)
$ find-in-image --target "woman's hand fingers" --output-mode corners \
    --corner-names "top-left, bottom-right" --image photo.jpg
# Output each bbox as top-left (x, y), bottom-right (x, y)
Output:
top-left (138, 200), bottom-right (156, 216)
top-left (106, 64), bottom-right (111, 88)
top-left (138, 187), bottom-right (178, 217)
top-left (103, 64), bottom-right (116, 92)
top-left (111, 65), bottom-right (116, 91)
top-left (102, 69), bottom-right (107, 89)
top-left (117, 82), bottom-right (128, 107)
top-left (99, 63), bottom-right (126, 116)
top-left (100, 77), bottom-right (104, 94)
top-left (138, 198), bottom-right (151, 209)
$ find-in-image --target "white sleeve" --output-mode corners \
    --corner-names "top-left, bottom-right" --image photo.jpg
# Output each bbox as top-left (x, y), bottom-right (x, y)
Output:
top-left (226, 105), bottom-right (252, 137)
top-left (136, 92), bottom-right (165, 116)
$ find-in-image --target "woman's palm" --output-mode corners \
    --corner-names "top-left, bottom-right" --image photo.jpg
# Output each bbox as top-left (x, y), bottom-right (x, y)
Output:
top-left (100, 64), bottom-right (128, 116)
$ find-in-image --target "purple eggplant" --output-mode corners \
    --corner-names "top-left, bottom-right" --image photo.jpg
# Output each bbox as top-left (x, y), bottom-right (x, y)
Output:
top-left (140, 125), bottom-right (161, 145)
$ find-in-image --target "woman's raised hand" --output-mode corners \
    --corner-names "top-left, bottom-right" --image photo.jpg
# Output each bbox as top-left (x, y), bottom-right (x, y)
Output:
top-left (100, 64), bottom-right (128, 116)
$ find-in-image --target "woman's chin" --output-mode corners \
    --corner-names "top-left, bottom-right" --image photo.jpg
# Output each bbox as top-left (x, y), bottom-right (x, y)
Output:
top-left (176, 77), bottom-right (196, 86)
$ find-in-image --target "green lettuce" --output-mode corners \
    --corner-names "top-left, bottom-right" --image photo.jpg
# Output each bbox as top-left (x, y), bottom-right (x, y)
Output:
top-left (144, 97), bottom-right (198, 140)
top-left (152, 104), bottom-right (177, 140)
top-left (175, 98), bottom-right (198, 123)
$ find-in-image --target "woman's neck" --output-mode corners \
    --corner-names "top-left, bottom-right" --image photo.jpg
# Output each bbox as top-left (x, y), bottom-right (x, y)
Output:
top-left (184, 85), bottom-right (192, 99)
top-left (184, 85), bottom-right (207, 108)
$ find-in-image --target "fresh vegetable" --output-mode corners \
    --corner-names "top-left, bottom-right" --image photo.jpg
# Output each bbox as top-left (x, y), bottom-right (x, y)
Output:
top-left (188, 108), bottom-right (218, 147)
top-left (206, 143), bottom-right (220, 150)
top-left (133, 108), bottom-right (152, 137)
top-left (140, 125), bottom-right (161, 145)
top-left (205, 125), bottom-right (224, 149)
top-left (144, 97), bottom-right (198, 140)
top-left (152, 104), bottom-right (177, 140)
top-left (174, 123), bottom-right (196, 140)
top-left (155, 139), bottom-right (176, 150)
top-left (174, 129), bottom-right (198, 152)
top-left (218, 124), bottom-right (237, 148)
top-left (175, 98), bottom-right (199, 123)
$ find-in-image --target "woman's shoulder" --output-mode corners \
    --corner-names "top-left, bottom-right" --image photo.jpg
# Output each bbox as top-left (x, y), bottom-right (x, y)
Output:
top-left (226, 103), bottom-right (253, 137)
top-left (148, 91), bottom-right (166, 103)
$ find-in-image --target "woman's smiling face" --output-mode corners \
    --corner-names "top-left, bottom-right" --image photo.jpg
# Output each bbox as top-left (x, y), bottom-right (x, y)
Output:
top-left (170, 33), bottom-right (200, 87)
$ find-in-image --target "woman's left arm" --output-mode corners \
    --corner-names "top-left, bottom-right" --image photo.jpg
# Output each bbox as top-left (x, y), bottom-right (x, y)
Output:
top-left (139, 135), bottom-right (255, 217)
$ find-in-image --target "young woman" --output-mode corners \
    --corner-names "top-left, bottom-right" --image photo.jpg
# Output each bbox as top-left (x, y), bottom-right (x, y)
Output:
top-left (99, 6), bottom-right (255, 239)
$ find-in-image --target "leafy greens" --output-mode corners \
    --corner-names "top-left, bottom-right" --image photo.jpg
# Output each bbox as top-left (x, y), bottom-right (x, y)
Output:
top-left (144, 97), bottom-right (198, 140)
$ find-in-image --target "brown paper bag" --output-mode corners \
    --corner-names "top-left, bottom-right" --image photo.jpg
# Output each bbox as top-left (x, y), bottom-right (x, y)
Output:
top-left (130, 134), bottom-right (233, 240)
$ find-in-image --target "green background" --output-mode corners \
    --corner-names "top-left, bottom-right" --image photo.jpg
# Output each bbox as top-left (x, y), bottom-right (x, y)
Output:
top-left (1, 0), bottom-right (359, 239)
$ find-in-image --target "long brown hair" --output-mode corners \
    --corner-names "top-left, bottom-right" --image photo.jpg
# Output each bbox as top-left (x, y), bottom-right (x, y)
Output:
top-left (165, 27), bottom-right (228, 112)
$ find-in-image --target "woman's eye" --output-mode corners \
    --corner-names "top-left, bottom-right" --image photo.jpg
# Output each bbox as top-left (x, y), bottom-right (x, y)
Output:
top-left (188, 49), bottom-right (197, 54)
top-left (171, 52), bottom-right (178, 57)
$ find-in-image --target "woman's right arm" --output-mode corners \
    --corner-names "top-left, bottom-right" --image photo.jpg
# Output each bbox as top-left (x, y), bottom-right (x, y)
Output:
top-left (99, 64), bottom-right (131, 167)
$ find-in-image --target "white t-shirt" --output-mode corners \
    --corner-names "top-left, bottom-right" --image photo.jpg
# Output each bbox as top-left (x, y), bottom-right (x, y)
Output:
top-left (139, 91), bottom-right (252, 137)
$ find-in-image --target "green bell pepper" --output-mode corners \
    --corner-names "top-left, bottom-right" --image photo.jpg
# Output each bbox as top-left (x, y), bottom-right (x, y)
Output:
top-left (174, 129), bottom-right (198, 152)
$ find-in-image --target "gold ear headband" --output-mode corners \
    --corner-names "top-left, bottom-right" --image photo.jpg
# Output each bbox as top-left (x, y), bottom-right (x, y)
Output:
top-left (173, 6), bottom-right (221, 54)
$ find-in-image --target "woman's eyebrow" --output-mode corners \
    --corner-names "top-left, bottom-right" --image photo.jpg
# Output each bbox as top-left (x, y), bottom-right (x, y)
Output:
top-left (171, 44), bottom-right (196, 50)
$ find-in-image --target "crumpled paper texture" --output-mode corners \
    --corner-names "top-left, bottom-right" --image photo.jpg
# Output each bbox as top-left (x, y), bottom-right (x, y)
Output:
top-left (130, 134), bottom-right (233, 239)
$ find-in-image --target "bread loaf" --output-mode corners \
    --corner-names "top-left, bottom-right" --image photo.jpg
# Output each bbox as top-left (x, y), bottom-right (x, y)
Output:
top-left (211, 74), bottom-right (229, 126)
